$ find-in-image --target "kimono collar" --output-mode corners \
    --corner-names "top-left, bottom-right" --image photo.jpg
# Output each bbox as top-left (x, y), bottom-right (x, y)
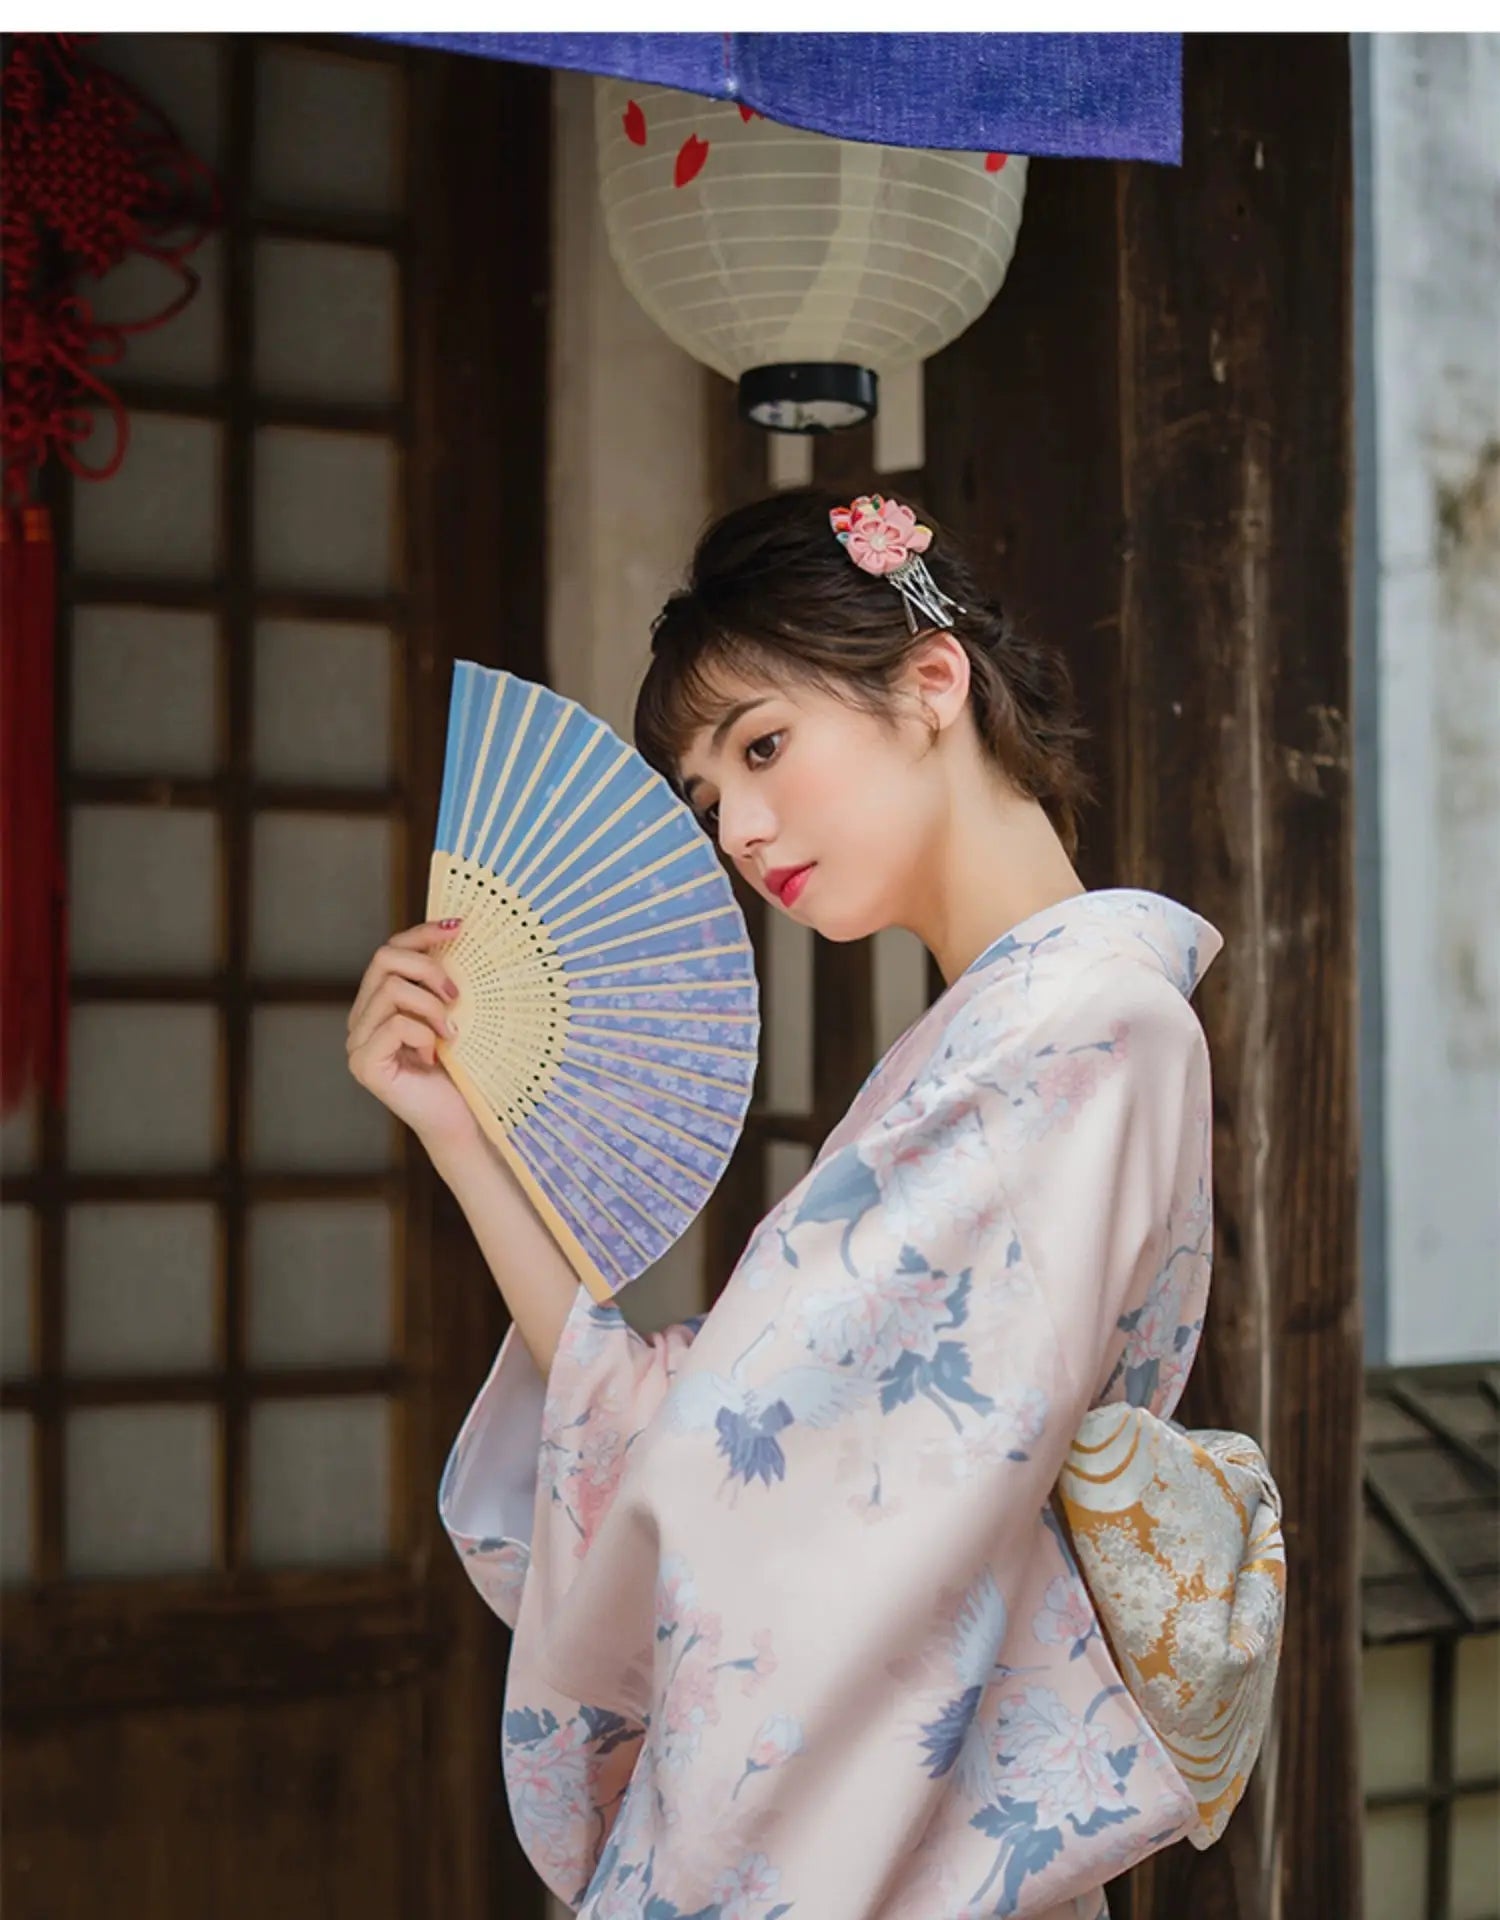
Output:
top-left (962, 888), bottom-right (1223, 1000)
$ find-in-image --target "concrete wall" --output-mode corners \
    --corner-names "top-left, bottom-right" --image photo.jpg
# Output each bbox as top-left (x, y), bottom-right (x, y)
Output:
top-left (1365, 34), bottom-right (1500, 1363)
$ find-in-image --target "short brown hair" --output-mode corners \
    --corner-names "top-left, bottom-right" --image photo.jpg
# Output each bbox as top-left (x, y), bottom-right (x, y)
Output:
top-left (634, 487), bottom-right (1091, 857)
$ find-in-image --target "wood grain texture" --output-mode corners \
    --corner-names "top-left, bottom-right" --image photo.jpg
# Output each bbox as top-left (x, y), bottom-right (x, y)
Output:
top-left (1115, 39), bottom-right (1361, 1916)
top-left (218, 30), bottom-right (256, 1581)
top-left (0, 1573), bottom-right (433, 1725)
top-left (4, 1692), bottom-right (418, 1919)
top-left (922, 156), bottom-right (1126, 892)
top-left (924, 33), bottom-right (1361, 1920)
top-left (406, 41), bottom-right (553, 1920)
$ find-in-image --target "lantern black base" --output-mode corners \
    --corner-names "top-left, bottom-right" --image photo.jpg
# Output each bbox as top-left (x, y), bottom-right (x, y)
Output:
top-left (738, 363), bottom-right (878, 434)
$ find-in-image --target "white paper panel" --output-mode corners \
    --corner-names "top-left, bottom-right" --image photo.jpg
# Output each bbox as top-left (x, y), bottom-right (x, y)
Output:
top-left (764, 910), bottom-right (813, 1114)
top-left (251, 813), bottom-right (393, 979)
top-left (247, 1201), bottom-right (394, 1367)
top-left (1362, 1805), bottom-right (1428, 1920)
top-left (72, 412), bottom-right (221, 579)
top-left (1455, 1630), bottom-right (1500, 1780)
top-left (255, 48), bottom-right (401, 215)
top-left (65, 1204), bottom-right (218, 1375)
top-left (247, 1395), bottom-right (390, 1566)
top-left (765, 1139), bottom-right (814, 1213)
top-left (85, 236), bottom-right (224, 388)
top-left (70, 806), bottom-right (220, 976)
top-left (0, 1092), bottom-right (37, 1175)
top-left (92, 34), bottom-right (224, 167)
top-left (66, 1405), bottom-right (217, 1577)
top-left (1, 1211), bottom-right (34, 1380)
top-left (1452, 1791), bottom-right (1500, 1920)
top-left (255, 240), bottom-right (399, 404)
top-left (68, 1005), bottom-right (219, 1173)
top-left (71, 607), bottom-right (219, 777)
top-left (873, 923), bottom-right (931, 1059)
top-left (1361, 1641), bottom-right (1433, 1793)
top-left (254, 621), bottom-right (393, 787)
top-left (249, 1008), bottom-right (393, 1172)
top-left (1, 1413), bottom-right (33, 1586)
top-left (254, 428), bottom-right (397, 594)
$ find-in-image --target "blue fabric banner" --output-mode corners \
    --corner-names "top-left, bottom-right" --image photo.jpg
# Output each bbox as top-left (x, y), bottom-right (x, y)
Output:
top-left (372, 33), bottom-right (1181, 163)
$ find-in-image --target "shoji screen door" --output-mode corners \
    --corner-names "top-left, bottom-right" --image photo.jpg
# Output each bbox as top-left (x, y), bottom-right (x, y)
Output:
top-left (1, 35), bottom-right (549, 1920)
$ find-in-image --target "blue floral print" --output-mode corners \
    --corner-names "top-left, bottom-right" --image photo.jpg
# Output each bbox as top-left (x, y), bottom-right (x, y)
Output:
top-left (437, 890), bottom-right (1224, 1919)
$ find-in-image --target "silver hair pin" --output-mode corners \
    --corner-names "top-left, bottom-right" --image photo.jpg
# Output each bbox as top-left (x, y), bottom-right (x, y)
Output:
top-left (830, 494), bottom-right (965, 633)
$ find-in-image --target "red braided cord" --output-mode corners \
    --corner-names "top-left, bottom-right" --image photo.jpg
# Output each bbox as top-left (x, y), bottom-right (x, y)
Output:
top-left (1, 32), bottom-right (220, 504)
top-left (0, 36), bottom-right (219, 1117)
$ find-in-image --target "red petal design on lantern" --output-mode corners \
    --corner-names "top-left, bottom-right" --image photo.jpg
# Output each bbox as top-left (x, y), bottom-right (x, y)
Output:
top-left (737, 102), bottom-right (761, 124)
top-left (674, 134), bottom-right (710, 187)
top-left (624, 100), bottom-right (647, 145)
top-left (985, 152), bottom-right (1009, 172)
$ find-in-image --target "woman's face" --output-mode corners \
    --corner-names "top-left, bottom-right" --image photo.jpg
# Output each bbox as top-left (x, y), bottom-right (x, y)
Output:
top-left (676, 658), bottom-right (956, 943)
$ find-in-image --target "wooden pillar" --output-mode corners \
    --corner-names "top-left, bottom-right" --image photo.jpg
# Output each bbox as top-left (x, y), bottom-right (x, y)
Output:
top-left (926, 33), bottom-right (1362, 1920)
top-left (408, 45), bottom-right (552, 1920)
top-left (1119, 35), bottom-right (1363, 1918)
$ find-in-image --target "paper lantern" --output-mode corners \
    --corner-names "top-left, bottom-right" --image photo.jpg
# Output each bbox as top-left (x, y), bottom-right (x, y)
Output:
top-left (595, 80), bottom-right (1028, 433)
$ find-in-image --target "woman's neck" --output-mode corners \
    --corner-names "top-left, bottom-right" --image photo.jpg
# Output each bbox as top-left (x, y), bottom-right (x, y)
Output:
top-left (906, 776), bottom-right (1085, 988)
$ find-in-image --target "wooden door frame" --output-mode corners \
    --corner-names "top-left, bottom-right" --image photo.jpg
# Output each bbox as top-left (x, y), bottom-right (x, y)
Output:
top-left (406, 41), bottom-right (552, 1920)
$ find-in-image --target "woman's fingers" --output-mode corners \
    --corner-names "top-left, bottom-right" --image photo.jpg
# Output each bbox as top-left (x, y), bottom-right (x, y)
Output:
top-left (391, 919), bottom-right (461, 947)
top-left (347, 920), bottom-right (462, 1034)
top-left (350, 1010), bottom-right (442, 1081)
top-left (346, 977), bottom-right (457, 1058)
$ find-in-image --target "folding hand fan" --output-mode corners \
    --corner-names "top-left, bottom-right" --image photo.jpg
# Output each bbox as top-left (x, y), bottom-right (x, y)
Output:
top-left (427, 662), bottom-right (760, 1304)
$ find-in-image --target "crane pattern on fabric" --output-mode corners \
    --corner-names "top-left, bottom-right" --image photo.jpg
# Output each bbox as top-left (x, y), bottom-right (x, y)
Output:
top-left (439, 889), bottom-right (1221, 1920)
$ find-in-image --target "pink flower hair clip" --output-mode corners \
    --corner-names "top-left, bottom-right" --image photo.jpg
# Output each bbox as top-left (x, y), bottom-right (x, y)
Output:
top-left (829, 494), bottom-right (965, 633)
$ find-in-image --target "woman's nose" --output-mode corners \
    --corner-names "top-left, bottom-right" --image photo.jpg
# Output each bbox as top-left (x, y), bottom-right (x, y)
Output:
top-left (717, 790), bottom-right (774, 864)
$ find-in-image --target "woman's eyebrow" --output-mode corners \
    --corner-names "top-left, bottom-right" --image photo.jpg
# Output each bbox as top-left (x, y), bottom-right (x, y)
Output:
top-left (681, 698), bottom-right (774, 799)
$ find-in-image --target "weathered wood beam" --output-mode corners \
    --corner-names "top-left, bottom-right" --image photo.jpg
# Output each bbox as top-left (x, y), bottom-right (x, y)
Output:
top-left (1114, 37), bottom-right (1361, 1918)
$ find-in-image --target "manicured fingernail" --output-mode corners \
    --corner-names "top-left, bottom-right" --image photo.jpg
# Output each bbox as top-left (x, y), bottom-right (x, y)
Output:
top-left (447, 1019), bottom-right (459, 1037)
top-left (444, 978), bottom-right (459, 999)
top-left (439, 917), bottom-right (461, 929)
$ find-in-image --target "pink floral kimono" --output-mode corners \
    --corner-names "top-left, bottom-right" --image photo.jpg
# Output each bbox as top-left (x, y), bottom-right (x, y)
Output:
top-left (440, 888), bottom-right (1223, 1919)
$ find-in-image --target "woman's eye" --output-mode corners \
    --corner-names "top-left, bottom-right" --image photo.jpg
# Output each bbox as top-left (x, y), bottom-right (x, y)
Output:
top-left (745, 731), bottom-right (783, 767)
top-left (693, 734), bottom-right (781, 839)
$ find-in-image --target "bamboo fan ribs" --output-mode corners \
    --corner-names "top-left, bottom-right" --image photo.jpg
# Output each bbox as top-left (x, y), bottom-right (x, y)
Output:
top-left (428, 663), bottom-right (760, 1303)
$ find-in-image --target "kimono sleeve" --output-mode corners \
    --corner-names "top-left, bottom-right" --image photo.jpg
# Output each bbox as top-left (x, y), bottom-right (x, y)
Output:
top-left (438, 1285), bottom-right (704, 1631)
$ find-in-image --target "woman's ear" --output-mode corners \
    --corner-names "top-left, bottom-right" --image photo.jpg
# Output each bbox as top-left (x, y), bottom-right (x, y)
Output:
top-left (904, 632), bottom-right (972, 735)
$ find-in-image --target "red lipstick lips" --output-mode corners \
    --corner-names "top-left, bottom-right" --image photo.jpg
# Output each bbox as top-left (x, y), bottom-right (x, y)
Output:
top-left (765, 864), bottom-right (814, 905)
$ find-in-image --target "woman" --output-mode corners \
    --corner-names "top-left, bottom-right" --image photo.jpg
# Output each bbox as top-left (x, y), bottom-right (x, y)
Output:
top-left (347, 490), bottom-right (1222, 1919)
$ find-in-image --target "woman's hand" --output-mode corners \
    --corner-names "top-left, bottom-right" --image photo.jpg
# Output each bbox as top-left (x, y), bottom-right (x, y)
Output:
top-left (347, 919), bottom-right (481, 1157)
top-left (349, 917), bottom-right (581, 1376)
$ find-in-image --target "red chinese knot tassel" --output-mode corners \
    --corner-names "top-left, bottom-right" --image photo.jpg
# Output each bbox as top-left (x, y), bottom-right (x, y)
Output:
top-left (0, 34), bottom-right (217, 1118)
